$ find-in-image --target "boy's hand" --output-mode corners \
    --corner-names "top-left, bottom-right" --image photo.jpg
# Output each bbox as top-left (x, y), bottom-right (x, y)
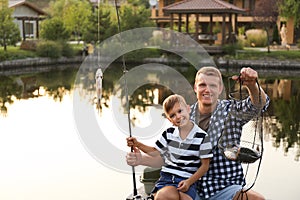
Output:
top-left (126, 137), bottom-right (139, 148)
top-left (177, 179), bottom-right (191, 192)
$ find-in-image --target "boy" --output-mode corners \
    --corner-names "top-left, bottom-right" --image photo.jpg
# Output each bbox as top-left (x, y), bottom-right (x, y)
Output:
top-left (127, 94), bottom-right (213, 200)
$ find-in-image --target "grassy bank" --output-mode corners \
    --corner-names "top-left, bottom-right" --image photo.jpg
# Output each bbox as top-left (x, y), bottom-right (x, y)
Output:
top-left (1, 45), bottom-right (300, 62)
top-left (231, 49), bottom-right (300, 61)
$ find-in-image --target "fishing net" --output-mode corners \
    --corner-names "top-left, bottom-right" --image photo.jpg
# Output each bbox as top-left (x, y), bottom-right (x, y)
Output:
top-left (218, 76), bottom-right (264, 164)
top-left (218, 75), bottom-right (265, 194)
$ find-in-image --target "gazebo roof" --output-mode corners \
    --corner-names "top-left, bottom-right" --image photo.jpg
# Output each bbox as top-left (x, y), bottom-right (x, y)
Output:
top-left (163, 0), bottom-right (246, 14)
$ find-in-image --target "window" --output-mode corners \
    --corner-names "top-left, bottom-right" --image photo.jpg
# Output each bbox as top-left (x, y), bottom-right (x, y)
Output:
top-left (25, 22), bottom-right (34, 38)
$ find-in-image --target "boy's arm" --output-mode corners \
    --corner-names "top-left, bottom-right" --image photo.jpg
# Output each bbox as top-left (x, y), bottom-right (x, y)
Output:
top-left (127, 137), bottom-right (160, 157)
top-left (177, 158), bottom-right (210, 192)
top-left (187, 158), bottom-right (210, 185)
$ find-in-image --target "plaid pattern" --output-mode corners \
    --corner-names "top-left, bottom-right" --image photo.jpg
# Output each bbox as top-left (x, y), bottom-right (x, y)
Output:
top-left (190, 96), bottom-right (269, 199)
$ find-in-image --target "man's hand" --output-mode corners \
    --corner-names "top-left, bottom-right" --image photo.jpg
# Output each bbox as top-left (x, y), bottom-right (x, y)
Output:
top-left (126, 146), bottom-right (141, 166)
top-left (232, 67), bottom-right (258, 88)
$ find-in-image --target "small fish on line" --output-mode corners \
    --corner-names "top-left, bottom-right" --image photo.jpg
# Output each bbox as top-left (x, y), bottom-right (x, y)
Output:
top-left (95, 68), bottom-right (103, 105)
top-left (223, 146), bottom-right (261, 163)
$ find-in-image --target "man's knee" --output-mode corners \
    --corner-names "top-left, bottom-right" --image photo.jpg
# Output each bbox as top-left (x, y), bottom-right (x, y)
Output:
top-left (233, 190), bottom-right (265, 200)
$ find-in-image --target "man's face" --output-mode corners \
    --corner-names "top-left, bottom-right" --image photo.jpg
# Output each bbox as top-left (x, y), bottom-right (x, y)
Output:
top-left (194, 74), bottom-right (223, 107)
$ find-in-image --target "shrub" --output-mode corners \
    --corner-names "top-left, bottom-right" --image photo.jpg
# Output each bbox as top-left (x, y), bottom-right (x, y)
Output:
top-left (36, 40), bottom-right (62, 58)
top-left (222, 42), bottom-right (243, 55)
top-left (272, 24), bottom-right (280, 45)
top-left (61, 42), bottom-right (75, 57)
top-left (244, 29), bottom-right (267, 47)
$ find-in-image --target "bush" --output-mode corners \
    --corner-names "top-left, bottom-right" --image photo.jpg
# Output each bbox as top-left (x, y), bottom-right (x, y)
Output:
top-left (272, 24), bottom-right (280, 45)
top-left (36, 40), bottom-right (62, 58)
top-left (61, 42), bottom-right (75, 57)
top-left (297, 39), bottom-right (300, 49)
top-left (222, 42), bottom-right (243, 55)
top-left (244, 29), bottom-right (267, 47)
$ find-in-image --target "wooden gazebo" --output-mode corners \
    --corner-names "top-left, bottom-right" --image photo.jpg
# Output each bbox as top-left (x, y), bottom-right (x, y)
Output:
top-left (9, 0), bottom-right (48, 41)
top-left (163, 0), bottom-right (246, 45)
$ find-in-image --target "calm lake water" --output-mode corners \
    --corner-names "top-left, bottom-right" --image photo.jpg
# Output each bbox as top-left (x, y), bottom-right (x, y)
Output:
top-left (0, 61), bottom-right (299, 200)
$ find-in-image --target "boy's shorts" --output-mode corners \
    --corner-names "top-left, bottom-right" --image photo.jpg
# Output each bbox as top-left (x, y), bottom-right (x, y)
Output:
top-left (195, 185), bottom-right (242, 200)
top-left (151, 171), bottom-right (197, 199)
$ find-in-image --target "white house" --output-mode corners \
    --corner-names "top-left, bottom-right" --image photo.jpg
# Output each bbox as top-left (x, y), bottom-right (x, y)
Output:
top-left (9, 0), bottom-right (47, 41)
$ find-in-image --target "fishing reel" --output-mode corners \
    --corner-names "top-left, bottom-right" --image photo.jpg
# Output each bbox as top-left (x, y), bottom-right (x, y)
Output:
top-left (126, 194), bottom-right (154, 200)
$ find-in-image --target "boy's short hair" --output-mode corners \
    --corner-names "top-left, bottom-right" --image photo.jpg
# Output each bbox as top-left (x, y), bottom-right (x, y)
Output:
top-left (163, 94), bottom-right (187, 114)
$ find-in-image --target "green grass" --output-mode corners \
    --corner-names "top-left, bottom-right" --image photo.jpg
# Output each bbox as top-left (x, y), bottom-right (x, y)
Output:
top-left (0, 46), bottom-right (37, 61)
top-left (1, 44), bottom-right (300, 62)
top-left (232, 49), bottom-right (300, 61)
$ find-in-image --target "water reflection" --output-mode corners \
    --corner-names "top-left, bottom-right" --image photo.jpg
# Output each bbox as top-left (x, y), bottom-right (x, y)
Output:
top-left (0, 65), bottom-right (299, 161)
top-left (264, 79), bottom-right (300, 161)
top-left (0, 66), bottom-right (78, 117)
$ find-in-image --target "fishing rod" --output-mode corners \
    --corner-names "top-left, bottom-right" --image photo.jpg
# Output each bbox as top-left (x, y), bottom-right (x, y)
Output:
top-left (113, 0), bottom-right (139, 198)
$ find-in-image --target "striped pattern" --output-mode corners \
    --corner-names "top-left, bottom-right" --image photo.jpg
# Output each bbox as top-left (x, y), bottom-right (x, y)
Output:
top-left (155, 122), bottom-right (213, 179)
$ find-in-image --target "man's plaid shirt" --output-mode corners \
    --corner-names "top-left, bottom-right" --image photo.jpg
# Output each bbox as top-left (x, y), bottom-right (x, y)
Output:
top-left (190, 96), bottom-right (270, 199)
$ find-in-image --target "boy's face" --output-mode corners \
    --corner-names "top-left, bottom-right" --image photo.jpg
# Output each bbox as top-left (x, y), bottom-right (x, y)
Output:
top-left (166, 102), bottom-right (190, 127)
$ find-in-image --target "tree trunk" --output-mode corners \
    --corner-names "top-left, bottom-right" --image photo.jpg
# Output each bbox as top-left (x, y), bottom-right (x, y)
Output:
top-left (265, 28), bottom-right (270, 53)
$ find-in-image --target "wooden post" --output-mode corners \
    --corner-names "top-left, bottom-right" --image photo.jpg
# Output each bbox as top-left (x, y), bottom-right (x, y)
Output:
top-left (222, 14), bottom-right (226, 45)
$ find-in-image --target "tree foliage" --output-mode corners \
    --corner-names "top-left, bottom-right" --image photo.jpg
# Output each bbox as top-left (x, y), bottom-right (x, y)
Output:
top-left (40, 17), bottom-right (70, 41)
top-left (47, 0), bottom-right (92, 41)
top-left (0, 0), bottom-right (21, 50)
top-left (252, 0), bottom-right (279, 52)
top-left (63, 0), bottom-right (92, 41)
top-left (119, 4), bottom-right (155, 31)
top-left (82, 4), bottom-right (117, 43)
top-left (278, 0), bottom-right (300, 27)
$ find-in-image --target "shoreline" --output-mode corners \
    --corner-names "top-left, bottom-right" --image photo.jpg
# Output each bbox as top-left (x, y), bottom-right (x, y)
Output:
top-left (1, 56), bottom-right (300, 77)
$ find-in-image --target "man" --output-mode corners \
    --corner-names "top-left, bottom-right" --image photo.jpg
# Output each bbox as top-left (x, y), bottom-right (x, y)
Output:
top-left (126, 67), bottom-right (269, 200)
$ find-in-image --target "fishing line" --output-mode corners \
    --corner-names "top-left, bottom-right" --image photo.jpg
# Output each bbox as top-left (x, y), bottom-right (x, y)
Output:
top-left (114, 0), bottom-right (138, 197)
top-left (218, 74), bottom-right (264, 199)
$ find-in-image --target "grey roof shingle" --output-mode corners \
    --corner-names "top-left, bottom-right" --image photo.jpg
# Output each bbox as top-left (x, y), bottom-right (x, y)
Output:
top-left (163, 0), bottom-right (245, 14)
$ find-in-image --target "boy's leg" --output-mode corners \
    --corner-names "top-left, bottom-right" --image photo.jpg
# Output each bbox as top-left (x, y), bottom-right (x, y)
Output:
top-left (154, 186), bottom-right (179, 200)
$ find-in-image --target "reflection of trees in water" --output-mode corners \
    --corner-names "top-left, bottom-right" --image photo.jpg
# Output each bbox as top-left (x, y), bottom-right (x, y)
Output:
top-left (269, 80), bottom-right (300, 161)
top-left (0, 76), bottom-right (22, 117)
top-left (2, 66), bottom-right (300, 160)
top-left (0, 66), bottom-right (79, 115)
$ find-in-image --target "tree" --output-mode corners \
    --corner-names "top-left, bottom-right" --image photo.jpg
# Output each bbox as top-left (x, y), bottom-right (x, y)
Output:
top-left (47, 0), bottom-right (92, 42)
top-left (252, 0), bottom-right (279, 52)
top-left (40, 17), bottom-right (70, 41)
top-left (120, 4), bottom-right (155, 31)
top-left (82, 4), bottom-right (117, 43)
top-left (278, 0), bottom-right (300, 28)
top-left (0, 0), bottom-right (21, 50)
top-left (63, 0), bottom-right (92, 42)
